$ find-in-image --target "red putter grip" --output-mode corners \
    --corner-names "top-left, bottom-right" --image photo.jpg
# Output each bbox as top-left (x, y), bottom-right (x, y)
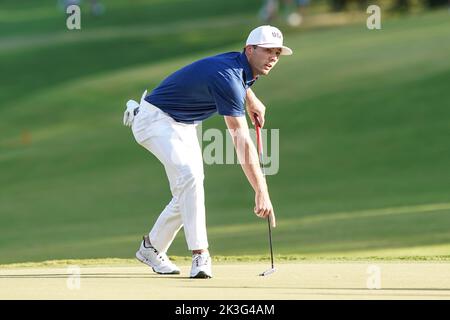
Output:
top-left (254, 115), bottom-right (262, 155)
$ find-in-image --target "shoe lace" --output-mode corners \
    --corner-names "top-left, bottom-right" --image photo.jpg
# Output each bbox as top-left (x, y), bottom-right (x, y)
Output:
top-left (193, 254), bottom-right (208, 267)
top-left (146, 243), bottom-right (166, 262)
top-left (158, 252), bottom-right (168, 263)
top-left (194, 255), bottom-right (200, 267)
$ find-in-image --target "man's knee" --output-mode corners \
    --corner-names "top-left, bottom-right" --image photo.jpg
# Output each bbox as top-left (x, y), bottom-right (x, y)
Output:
top-left (167, 198), bottom-right (180, 212)
top-left (176, 166), bottom-right (204, 188)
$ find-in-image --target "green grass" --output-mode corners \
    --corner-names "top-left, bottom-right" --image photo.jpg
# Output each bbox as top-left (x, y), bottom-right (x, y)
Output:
top-left (2, 254), bottom-right (450, 269)
top-left (0, 0), bottom-right (262, 36)
top-left (0, 2), bottom-right (449, 264)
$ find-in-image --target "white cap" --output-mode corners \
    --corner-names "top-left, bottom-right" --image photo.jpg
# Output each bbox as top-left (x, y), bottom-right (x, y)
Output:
top-left (246, 25), bottom-right (293, 56)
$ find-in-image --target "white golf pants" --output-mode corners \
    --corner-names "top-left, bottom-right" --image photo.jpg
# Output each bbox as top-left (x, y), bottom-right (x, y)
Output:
top-left (132, 99), bottom-right (208, 252)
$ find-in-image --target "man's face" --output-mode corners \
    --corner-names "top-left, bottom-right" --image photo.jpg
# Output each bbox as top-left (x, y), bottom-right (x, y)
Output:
top-left (246, 46), bottom-right (282, 77)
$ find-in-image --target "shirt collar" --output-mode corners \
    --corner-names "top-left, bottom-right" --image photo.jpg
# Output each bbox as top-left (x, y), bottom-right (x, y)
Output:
top-left (238, 52), bottom-right (257, 88)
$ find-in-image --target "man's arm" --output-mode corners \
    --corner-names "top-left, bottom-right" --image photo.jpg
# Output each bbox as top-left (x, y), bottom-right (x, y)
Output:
top-left (224, 115), bottom-right (276, 227)
top-left (246, 88), bottom-right (266, 128)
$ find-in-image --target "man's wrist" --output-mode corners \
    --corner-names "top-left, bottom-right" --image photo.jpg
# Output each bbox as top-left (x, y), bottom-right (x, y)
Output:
top-left (255, 185), bottom-right (268, 194)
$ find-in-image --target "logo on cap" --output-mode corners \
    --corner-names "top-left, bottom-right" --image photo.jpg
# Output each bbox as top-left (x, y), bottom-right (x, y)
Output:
top-left (272, 31), bottom-right (282, 39)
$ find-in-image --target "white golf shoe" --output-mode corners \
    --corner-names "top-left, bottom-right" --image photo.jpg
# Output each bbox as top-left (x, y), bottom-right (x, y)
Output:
top-left (135, 236), bottom-right (180, 275)
top-left (190, 252), bottom-right (212, 279)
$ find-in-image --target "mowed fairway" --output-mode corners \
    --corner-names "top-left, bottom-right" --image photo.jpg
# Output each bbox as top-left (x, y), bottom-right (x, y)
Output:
top-left (1, 260), bottom-right (450, 299)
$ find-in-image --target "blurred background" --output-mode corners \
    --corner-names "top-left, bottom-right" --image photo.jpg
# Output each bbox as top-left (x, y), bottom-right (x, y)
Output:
top-left (0, 0), bottom-right (449, 264)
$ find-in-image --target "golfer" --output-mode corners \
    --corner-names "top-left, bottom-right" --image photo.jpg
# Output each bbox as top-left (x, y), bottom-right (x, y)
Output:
top-left (123, 25), bottom-right (293, 278)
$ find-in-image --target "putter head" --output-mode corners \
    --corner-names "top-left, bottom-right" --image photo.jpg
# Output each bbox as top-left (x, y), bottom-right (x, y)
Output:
top-left (259, 268), bottom-right (276, 277)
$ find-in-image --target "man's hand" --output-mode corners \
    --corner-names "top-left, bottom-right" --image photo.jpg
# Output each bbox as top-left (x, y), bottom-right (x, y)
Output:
top-left (246, 88), bottom-right (266, 128)
top-left (255, 190), bottom-right (276, 228)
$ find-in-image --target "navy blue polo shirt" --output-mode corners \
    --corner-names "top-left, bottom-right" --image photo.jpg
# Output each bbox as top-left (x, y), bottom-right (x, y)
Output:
top-left (145, 52), bottom-right (257, 124)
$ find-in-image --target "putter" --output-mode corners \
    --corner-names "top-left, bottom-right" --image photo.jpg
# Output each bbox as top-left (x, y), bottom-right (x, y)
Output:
top-left (255, 116), bottom-right (276, 277)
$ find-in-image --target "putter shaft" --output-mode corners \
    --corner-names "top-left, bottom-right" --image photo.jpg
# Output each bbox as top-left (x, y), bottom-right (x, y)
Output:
top-left (268, 215), bottom-right (274, 269)
top-left (255, 118), bottom-right (275, 276)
